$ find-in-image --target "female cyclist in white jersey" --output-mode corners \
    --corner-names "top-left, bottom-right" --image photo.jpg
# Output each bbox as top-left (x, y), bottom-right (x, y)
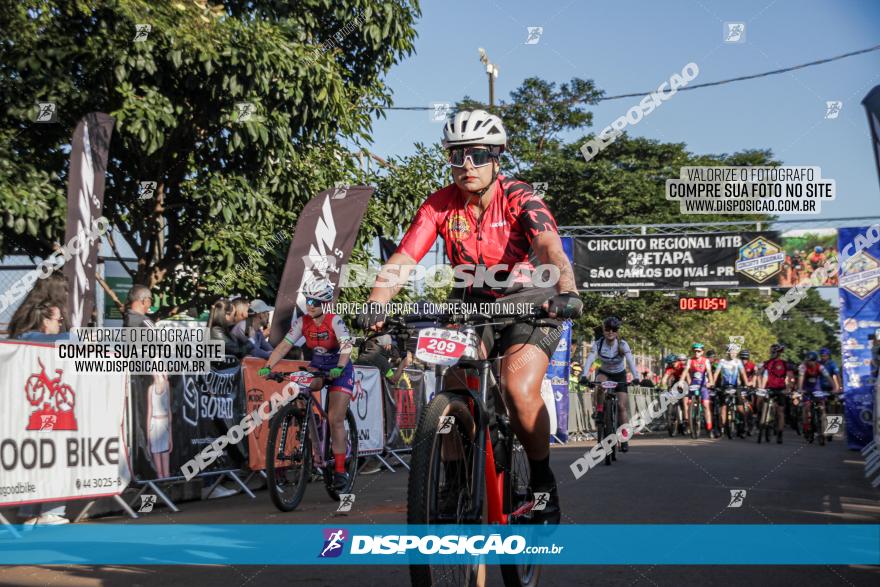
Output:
top-left (583, 316), bottom-right (640, 451)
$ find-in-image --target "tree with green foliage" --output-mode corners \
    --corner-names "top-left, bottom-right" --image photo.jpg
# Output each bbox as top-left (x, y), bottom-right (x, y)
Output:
top-left (0, 0), bottom-right (421, 317)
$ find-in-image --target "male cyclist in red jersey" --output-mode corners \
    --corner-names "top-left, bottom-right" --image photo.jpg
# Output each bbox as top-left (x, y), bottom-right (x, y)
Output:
top-left (259, 280), bottom-right (355, 491)
top-left (358, 109), bottom-right (582, 524)
top-left (660, 354), bottom-right (686, 389)
top-left (758, 343), bottom-right (791, 444)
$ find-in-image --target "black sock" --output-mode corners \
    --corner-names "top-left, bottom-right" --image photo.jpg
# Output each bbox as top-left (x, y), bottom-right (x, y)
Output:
top-left (528, 455), bottom-right (555, 490)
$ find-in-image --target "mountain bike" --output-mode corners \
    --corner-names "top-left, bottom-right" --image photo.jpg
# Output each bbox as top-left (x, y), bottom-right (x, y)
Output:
top-left (756, 388), bottom-right (782, 444)
top-left (742, 388), bottom-right (756, 437)
top-left (595, 380), bottom-right (620, 465)
top-left (688, 385), bottom-right (705, 439)
top-left (375, 310), bottom-right (553, 587)
top-left (719, 386), bottom-right (746, 439)
top-left (666, 390), bottom-right (685, 437)
top-left (788, 391), bottom-right (803, 436)
top-left (803, 390), bottom-right (829, 446)
top-left (264, 369), bottom-right (359, 512)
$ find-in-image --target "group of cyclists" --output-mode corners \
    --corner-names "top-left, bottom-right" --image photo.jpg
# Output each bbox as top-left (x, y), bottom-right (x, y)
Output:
top-left (256, 107), bottom-right (844, 536)
top-left (657, 342), bottom-right (841, 443)
top-left (781, 245), bottom-right (839, 286)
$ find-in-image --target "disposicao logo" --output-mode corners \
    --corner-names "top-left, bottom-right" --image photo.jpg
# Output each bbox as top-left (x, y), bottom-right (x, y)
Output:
top-left (319, 528), bottom-right (348, 558)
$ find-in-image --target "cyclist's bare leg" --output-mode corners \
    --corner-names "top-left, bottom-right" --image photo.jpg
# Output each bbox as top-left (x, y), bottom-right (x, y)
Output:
top-left (328, 391), bottom-right (351, 455)
top-left (500, 342), bottom-right (550, 460)
top-left (802, 400), bottom-right (811, 433)
top-left (703, 398), bottom-right (713, 430)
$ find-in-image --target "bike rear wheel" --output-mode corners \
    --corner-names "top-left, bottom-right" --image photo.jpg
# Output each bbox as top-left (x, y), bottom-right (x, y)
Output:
top-left (816, 403), bottom-right (826, 446)
top-left (408, 392), bottom-right (479, 587)
top-left (690, 401), bottom-right (700, 439)
top-left (266, 401), bottom-right (311, 512)
top-left (322, 409), bottom-right (359, 501)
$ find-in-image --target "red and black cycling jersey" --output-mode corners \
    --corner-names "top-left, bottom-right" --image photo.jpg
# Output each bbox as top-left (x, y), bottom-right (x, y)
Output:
top-left (763, 358), bottom-right (789, 389)
top-left (396, 175), bottom-right (558, 296)
top-left (743, 360), bottom-right (757, 378)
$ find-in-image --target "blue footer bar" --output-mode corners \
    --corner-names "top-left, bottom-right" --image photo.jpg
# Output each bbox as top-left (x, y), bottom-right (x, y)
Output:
top-left (1, 525), bottom-right (878, 565)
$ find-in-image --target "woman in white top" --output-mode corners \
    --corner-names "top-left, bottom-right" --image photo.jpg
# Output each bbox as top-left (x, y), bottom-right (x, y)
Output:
top-left (582, 317), bottom-right (640, 451)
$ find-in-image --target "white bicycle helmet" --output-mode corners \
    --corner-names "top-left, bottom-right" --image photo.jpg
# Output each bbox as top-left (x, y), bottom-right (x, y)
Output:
top-left (302, 278), bottom-right (334, 302)
top-left (442, 109), bottom-right (507, 151)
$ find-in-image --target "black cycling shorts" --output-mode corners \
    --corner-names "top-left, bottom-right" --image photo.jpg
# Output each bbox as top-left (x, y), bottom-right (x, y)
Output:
top-left (596, 369), bottom-right (628, 393)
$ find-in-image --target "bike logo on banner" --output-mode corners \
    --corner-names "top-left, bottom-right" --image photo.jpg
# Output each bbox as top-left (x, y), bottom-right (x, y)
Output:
top-left (25, 357), bottom-right (77, 431)
top-left (353, 370), bottom-right (368, 420)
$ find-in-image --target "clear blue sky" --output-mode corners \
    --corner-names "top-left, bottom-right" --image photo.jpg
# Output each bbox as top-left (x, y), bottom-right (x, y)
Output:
top-left (365, 0), bottom-right (880, 221)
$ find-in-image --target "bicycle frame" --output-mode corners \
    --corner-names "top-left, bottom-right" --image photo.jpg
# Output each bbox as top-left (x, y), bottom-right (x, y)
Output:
top-left (432, 356), bottom-right (511, 524)
top-left (281, 376), bottom-right (346, 470)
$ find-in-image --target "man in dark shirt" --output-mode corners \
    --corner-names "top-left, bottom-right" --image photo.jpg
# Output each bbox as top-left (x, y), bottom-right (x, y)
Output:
top-left (123, 285), bottom-right (154, 328)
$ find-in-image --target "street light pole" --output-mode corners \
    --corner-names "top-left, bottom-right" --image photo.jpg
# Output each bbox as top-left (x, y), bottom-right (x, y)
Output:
top-left (478, 48), bottom-right (499, 109)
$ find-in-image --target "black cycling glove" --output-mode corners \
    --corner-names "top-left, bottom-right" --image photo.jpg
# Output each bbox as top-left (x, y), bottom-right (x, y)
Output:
top-left (356, 302), bottom-right (387, 330)
top-left (545, 291), bottom-right (583, 319)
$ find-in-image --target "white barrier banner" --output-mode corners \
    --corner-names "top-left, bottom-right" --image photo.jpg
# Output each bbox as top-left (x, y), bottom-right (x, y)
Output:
top-left (352, 366), bottom-right (384, 456)
top-left (0, 341), bottom-right (130, 506)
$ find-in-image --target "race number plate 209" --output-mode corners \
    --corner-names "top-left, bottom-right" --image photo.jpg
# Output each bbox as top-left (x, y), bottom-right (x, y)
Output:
top-left (415, 328), bottom-right (472, 366)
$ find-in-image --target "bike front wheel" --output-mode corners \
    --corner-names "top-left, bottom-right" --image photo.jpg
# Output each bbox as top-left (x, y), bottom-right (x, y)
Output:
top-left (266, 401), bottom-right (311, 512)
top-left (408, 392), bottom-right (479, 587)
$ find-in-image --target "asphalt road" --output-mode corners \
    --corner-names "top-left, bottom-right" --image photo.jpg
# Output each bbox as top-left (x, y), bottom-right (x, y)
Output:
top-left (2, 431), bottom-right (878, 586)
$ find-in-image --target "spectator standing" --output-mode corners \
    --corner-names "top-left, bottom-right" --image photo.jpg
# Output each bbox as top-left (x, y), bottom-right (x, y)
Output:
top-left (122, 284), bottom-right (155, 327)
top-left (228, 297), bottom-right (252, 351)
top-left (246, 299), bottom-right (275, 359)
top-left (208, 299), bottom-right (248, 359)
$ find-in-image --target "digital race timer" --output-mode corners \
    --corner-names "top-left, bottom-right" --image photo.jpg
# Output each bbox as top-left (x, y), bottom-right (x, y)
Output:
top-left (678, 297), bottom-right (729, 311)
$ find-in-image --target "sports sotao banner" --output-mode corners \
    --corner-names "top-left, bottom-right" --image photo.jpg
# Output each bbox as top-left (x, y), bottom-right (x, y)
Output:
top-left (837, 226), bottom-right (880, 450)
top-left (63, 112), bottom-right (115, 328)
top-left (270, 185), bottom-right (374, 345)
top-left (573, 231), bottom-right (783, 290)
top-left (241, 357), bottom-right (309, 471)
top-left (129, 358), bottom-right (246, 480)
top-left (0, 341), bottom-right (130, 506)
